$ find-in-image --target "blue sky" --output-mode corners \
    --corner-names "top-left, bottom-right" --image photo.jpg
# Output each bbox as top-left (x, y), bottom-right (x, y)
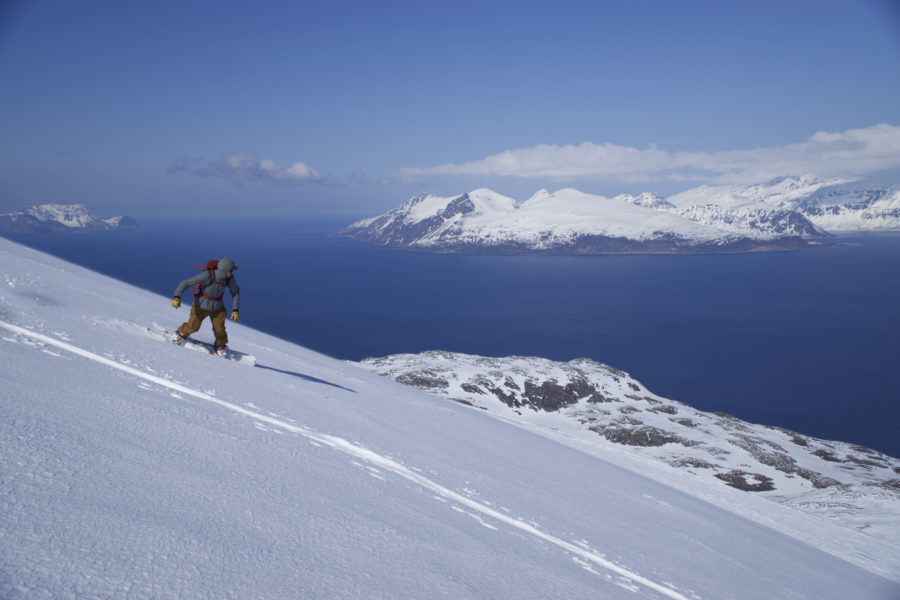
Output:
top-left (1, 0), bottom-right (899, 218)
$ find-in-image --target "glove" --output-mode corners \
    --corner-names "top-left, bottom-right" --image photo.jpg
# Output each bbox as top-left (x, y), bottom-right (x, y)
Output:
top-left (231, 310), bottom-right (239, 323)
top-left (171, 297), bottom-right (181, 309)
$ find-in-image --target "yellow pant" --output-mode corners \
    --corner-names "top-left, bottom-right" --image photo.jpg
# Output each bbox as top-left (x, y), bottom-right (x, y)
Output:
top-left (177, 303), bottom-right (228, 348)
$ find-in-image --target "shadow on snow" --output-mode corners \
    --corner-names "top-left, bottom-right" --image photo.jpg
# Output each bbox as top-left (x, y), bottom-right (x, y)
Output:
top-left (253, 363), bottom-right (356, 393)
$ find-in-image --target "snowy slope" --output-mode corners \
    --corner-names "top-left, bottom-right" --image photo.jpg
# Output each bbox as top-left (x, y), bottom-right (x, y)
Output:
top-left (357, 352), bottom-right (900, 547)
top-left (1, 237), bottom-right (898, 598)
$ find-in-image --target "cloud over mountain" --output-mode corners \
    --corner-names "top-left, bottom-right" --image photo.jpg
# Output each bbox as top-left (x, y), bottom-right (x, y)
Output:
top-left (169, 152), bottom-right (320, 184)
top-left (402, 124), bottom-right (900, 186)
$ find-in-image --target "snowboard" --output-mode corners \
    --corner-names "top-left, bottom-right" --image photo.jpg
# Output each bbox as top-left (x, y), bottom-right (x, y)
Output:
top-left (148, 326), bottom-right (256, 365)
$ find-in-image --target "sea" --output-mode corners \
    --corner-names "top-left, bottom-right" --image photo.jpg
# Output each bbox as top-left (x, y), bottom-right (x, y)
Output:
top-left (5, 217), bottom-right (899, 458)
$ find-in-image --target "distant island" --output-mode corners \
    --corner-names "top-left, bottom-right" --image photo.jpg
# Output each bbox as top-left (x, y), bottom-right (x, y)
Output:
top-left (340, 175), bottom-right (900, 254)
top-left (0, 204), bottom-right (138, 234)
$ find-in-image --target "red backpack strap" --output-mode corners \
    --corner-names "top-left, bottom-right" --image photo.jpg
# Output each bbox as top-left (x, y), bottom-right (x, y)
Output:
top-left (191, 260), bottom-right (221, 299)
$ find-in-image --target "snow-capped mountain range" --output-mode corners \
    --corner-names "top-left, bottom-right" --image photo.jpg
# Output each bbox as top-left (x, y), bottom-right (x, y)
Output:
top-left (0, 203), bottom-right (137, 233)
top-left (341, 175), bottom-right (900, 253)
top-left (357, 351), bottom-right (900, 545)
top-left (2, 237), bottom-right (898, 597)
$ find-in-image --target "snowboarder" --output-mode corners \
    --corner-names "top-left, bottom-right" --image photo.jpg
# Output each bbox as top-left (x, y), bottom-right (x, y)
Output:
top-left (170, 256), bottom-right (240, 356)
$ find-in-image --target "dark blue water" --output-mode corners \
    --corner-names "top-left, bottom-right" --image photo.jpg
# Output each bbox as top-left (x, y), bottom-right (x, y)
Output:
top-left (6, 217), bottom-right (899, 457)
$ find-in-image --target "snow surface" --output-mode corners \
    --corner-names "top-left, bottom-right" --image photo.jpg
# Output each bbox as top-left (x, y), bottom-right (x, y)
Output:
top-left (1, 237), bottom-right (898, 598)
top-left (357, 352), bottom-right (900, 566)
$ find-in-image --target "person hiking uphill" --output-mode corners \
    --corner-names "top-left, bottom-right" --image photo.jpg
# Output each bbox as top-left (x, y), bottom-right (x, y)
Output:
top-left (171, 256), bottom-right (240, 356)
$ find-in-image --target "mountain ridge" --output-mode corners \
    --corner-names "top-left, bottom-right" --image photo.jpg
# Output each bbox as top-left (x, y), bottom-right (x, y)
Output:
top-left (0, 203), bottom-right (138, 233)
top-left (341, 175), bottom-right (899, 254)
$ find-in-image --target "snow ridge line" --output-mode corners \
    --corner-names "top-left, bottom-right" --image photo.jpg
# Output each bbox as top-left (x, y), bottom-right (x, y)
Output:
top-left (1, 319), bottom-right (692, 600)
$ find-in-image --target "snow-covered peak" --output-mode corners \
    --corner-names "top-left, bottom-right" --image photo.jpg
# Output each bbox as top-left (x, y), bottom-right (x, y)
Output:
top-left (25, 203), bottom-right (101, 228)
top-left (383, 189), bottom-right (517, 225)
top-left (504, 188), bottom-right (690, 234)
top-left (400, 192), bottom-right (455, 222)
top-left (668, 174), bottom-right (848, 210)
top-left (738, 174), bottom-right (847, 206)
top-left (0, 203), bottom-right (137, 233)
top-left (342, 176), bottom-right (900, 254)
top-left (343, 187), bottom-right (756, 252)
top-left (464, 188), bottom-right (519, 217)
top-left (522, 188), bottom-right (552, 206)
top-left (341, 182), bottom-right (836, 253)
top-left (668, 184), bottom-right (762, 210)
top-left (616, 191), bottom-right (674, 210)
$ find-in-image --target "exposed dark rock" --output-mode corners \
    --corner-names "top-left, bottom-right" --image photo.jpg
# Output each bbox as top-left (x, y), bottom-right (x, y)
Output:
top-left (522, 380), bottom-right (581, 412)
top-left (451, 398), bottom-right (476, 407)
top-left (586, 392), bottom-right (620, 403)
top-left (765, 426), bottom-right (810, 447)
top-left (794, 468), bottom-right (841, 489)
top-left (715, 470), bottom-right (776, 492)
top-left (486, 385), bottom-right (521, 409)
top-left (565, 376), bottom-right (595, 400)
top-left (729, 435), bottom-right (839, 488)
top-left (396, 373), bottom-right (448, 390)
top-left (847, 445), bottom-right (892, 462)
top-left (730, 435), bottom-right (797, 473)
top-left (441, 193), bottom-right (475, 219)
top-left (669, 458), bottom-right (718, 470)
top-left (845, 455), bottom-right (888, 469)
top-left (596, 425), bottom-right (691, 447)
top-left (812, 449), bottom-right (842, 463)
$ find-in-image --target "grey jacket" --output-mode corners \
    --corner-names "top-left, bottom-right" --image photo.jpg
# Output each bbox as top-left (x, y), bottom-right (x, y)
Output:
top-left (173, 256), bottom-right (240, 313)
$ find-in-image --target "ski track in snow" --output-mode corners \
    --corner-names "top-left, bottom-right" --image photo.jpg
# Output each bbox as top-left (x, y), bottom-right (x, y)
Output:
top-left (0, 318), bottom-right (694, 600)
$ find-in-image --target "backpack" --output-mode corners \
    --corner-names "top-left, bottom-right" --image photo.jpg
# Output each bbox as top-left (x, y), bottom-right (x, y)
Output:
top-left (191, 260), bottom-right (229, 301)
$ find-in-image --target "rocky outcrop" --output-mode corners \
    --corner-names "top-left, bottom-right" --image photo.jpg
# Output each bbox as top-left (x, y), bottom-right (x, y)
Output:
top-left (356, 350), bottom-right (900, 538)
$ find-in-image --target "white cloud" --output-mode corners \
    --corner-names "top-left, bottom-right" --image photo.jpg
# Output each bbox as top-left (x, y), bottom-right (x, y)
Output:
top-left (401, 124), bottom-right (900, 185)
top-left (169, 152), bottom-right (320, 184)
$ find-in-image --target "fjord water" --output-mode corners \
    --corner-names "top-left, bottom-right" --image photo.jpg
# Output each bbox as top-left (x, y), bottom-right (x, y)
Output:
top-left (7, 217), bottom-right (899, 457)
